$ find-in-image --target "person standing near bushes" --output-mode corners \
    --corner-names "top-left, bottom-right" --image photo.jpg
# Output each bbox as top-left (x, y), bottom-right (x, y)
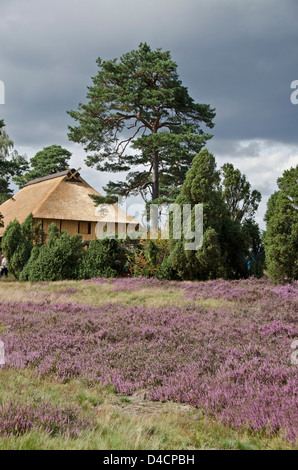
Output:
top-left (0, 255), bottom-right (8, 277)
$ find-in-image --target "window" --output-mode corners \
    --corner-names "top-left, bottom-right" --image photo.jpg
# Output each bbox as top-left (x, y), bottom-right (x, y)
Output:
top-left (78, 221), bottom-right (92, 235)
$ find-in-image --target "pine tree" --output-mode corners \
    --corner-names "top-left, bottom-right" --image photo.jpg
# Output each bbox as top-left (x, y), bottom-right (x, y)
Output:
top-left (68, 43), bottom-right (215, 203)
top-left (14, 145), bottom-right (72, 188)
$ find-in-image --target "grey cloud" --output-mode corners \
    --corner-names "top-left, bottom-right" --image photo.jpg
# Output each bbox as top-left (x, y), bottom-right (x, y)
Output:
top-left (2, 0), bottom-right (298, 146)
top-left (1, 0), bottom-right (298, 230)
top-left (208, 140), bottom-right (262, 159)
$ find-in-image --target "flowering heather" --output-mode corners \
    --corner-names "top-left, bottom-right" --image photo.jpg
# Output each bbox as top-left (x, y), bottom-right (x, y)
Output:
top-left (0, 277), bottom-right (297, 441)
top-left (85, 276), bottom-right (298, 301)
top-left (0, 401), bottom-right (90, 438)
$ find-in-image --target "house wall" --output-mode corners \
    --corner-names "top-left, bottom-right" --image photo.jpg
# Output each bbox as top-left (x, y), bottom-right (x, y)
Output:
top-left (33, 219), bottom-right (137, 242)
top-left (34, 218), bottom-right (96, 241)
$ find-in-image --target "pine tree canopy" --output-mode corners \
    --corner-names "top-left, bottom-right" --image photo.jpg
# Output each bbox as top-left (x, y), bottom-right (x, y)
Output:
top-left (67, 43), bottom-right (216, 202)
top-left (14, 144), bottom-right (72, 188)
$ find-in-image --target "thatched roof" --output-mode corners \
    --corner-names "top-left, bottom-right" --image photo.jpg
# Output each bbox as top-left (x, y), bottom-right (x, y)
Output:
top-left (0, 169), bottom-right (138, 236)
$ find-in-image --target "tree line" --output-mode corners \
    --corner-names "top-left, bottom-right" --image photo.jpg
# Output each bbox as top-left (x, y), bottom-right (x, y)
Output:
top-left (0, 43), bottom-right (297, 282)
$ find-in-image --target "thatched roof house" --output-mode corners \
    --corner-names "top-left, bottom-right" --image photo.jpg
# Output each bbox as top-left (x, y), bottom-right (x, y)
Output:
top-left (0, 168), bottom-right (139, 241)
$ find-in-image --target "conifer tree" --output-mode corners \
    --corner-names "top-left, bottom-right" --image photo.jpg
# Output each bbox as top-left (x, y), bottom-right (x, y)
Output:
top-left (14, 145), bottom-right (72, 188)
top-left (68, 43), bottom-right (215, 203)
top-left (264, 165), bottom-right (298, 281)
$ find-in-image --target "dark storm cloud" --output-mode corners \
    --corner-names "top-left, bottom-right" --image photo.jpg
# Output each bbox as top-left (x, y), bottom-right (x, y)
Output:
top-left (0, 0), bottom-right (297, 228)
top-left (1, 0), bottom-right (297, 147)
top-left (174, 11), bottom-right (298, 144)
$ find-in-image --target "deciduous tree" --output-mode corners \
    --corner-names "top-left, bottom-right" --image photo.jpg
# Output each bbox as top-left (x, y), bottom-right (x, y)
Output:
top-left (0, 119), bottom-right (28, 201)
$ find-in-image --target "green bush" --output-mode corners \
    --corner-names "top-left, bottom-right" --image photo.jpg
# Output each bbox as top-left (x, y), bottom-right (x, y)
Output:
top-left (79, 238), bottom-right (125, 279)
top-left (126, 239), bottom-right (170, 278)
top-left (19, 246), bottom-right (40, 282)
top-left (156, 257), bottom-right (176, 280)
top-left (20, 224), bottom-right (85, 282)
top-left (2, 219), bottom-right (32, 279)
top-left (1, 214), bottom-right (47, 279)
top-left (21, 213), bottom-right (46, 246)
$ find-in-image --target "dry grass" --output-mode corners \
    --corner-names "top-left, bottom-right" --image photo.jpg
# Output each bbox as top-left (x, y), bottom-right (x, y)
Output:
top-left (0, 278), bottom-right (233, 311)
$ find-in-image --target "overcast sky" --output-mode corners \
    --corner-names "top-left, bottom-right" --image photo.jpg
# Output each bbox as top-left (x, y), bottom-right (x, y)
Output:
top-left (1, 0), bottom-right (298, 228)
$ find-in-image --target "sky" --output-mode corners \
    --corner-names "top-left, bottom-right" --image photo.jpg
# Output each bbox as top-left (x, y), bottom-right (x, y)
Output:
top-left (1, 0), bottom-right (298, 229)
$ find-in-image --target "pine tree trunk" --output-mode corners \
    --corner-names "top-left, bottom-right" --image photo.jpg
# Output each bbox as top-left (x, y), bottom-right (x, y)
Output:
top-left (152, 148), bottom-right (159, 201)
top-left (151, 147), bottom-right (159, 237)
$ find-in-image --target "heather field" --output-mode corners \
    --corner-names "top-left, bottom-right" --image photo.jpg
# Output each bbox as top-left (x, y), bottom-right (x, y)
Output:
top-left (0, 276), bottom-right (297, 450)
